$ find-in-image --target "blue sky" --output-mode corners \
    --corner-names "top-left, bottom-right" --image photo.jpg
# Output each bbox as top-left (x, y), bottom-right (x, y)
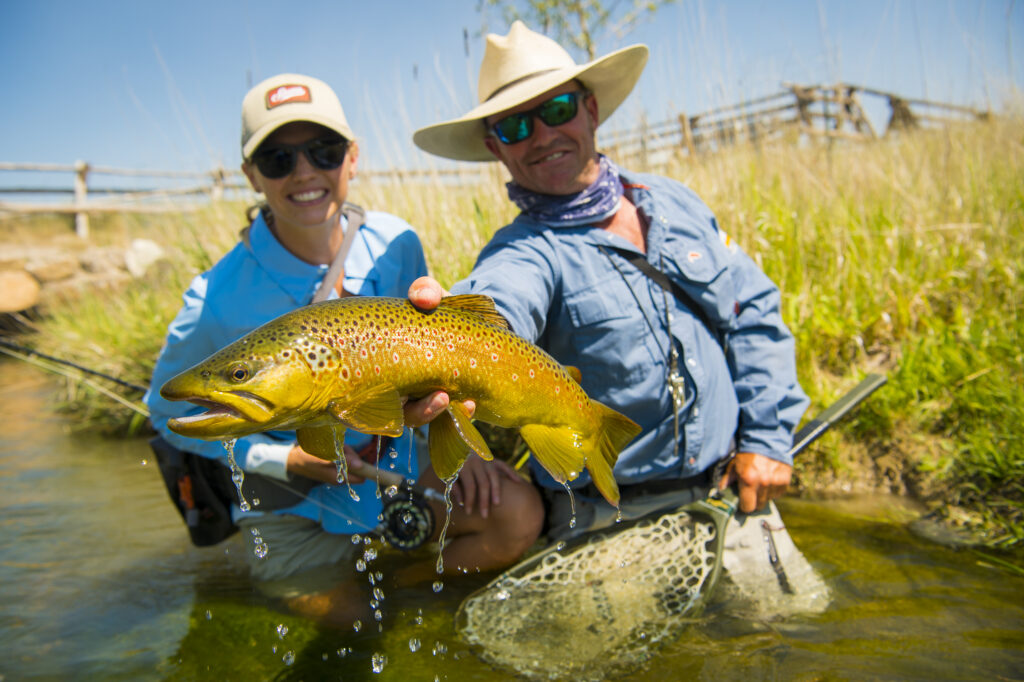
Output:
top-left (1, 0), bottom-right (1020, 182)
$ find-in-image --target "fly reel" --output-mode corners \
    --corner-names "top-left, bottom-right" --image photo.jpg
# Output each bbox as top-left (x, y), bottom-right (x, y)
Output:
top-left (380, 483), bottom-right (435, 550)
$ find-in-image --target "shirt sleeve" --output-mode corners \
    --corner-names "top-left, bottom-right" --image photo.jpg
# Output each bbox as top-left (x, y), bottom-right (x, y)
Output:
top-left (450, 223), bottom-right (558, 342)
top-left (722, 237), bottom-right (809, 464)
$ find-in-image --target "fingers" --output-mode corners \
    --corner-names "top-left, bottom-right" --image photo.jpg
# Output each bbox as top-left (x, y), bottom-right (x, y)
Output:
top-left (403, 391), bottom-right (450, 427)
top-left (722, 452), bottom-right (792, 513)
top-left (408, 276), bottom-right (447, 311)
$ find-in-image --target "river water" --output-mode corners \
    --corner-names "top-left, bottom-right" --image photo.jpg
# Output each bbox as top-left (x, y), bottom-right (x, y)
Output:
top-left (1, 359), bottom-right (1022, 681)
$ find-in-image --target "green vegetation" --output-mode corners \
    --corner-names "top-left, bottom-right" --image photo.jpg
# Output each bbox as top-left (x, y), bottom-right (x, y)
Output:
top-left (2, 118), bottom-right (1021, 550)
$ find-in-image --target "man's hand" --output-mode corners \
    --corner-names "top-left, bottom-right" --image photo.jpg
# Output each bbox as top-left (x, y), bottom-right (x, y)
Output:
top-left (409, 275), bottom-right (446, 311)
top-left (286, 444), bottom-right (367, 485)
top-left (403, 276), bottom-right (476, 424)
top-left (719, 451), bottom-right (792, 513)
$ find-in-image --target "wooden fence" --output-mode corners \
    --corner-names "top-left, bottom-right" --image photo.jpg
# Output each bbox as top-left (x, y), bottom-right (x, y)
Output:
top-left (0, 82), bottom-right (988, 239)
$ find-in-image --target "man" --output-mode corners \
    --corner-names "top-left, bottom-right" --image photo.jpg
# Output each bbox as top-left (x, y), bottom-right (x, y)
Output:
top-left (409, 21), bottom-right (811, 565)
top-left (146, 73), bottom-right (540, 629)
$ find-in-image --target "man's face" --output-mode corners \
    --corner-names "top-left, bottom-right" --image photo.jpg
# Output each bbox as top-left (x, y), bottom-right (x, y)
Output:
top-left (483, 83), bottom-right (600, 195)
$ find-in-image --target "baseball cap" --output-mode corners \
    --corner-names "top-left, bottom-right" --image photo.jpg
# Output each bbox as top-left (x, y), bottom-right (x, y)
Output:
top-left (241, 73), bottom-right (356, 159)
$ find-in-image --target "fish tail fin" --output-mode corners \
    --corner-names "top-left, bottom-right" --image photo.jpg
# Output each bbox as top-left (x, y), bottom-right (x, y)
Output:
top-left (586, 401), bottom-right (642, 508)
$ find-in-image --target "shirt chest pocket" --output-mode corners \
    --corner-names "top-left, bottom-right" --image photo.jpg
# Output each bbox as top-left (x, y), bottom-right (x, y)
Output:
top-left (560, 285), bottom-right (656, 386)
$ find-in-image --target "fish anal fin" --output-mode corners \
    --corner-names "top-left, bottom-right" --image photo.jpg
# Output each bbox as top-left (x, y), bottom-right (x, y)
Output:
top-left (296, 424), bottom-right (347, 460)
top-left (439, 294), bottom-right (510, 329)
top-left (428, 400), bottom-right (493, 481)
top-left (327, 384), bottom-right (405, 437)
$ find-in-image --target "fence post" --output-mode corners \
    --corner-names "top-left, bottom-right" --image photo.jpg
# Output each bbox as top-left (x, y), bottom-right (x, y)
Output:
top-left (679, 113), bottom-right (696, 156)
top-left (73, 160), bottom-right (89, 239)
top-left (211, 167), bottom-right (225, 201)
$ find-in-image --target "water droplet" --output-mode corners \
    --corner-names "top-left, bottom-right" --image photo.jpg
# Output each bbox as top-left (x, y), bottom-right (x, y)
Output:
top-left (432, 641), bottom-right (448, 656)
top-left (373, 587), bottom-right (385, 601)
top-left (374, 609), bottom-right (383, 622)
top-left (205, 610), bottom-right (212, 620)
top-left (351, 534), bottom-right (363, 545)
top-left (414, 609), bottom-right (424, 626)
top-left (556, 541), bottom-right (566, 551)
top-left (276, 623), bottom-right (288, 638)
top-left (355, 559), bottom-right (367, 572)
top-left (495, 589), bottom-right (511, 601)
top-left (385, 484), bottom-right (399, 499)
top-left (353, 619), bottom-right (362, 632)
top-left (371, 652), bottom-right (387, 673)
top-left (282, 651), bottom-right (295, 665)
top-left (363, 547), bottom-right (378, 561)
top-left (432, 581), bottom-right (444, 593)
top-left (409, 637), bottom-right (421, 652)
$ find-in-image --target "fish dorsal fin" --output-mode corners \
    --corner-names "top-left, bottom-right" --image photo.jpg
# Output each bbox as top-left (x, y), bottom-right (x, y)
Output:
top-left (564, 365), bottom-right (583, 384)
top-left (327, 384), bottom-right (405, 437)
top-left (428, 400), bottom-right (493, 481)
top-left (439, 294), bottom-right (510, 329)
top-left (296, 424), bottom-right (347, 460)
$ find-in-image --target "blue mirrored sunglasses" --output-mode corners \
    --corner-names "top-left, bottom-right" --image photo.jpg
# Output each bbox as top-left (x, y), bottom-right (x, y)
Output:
top-left (490, 92), bottom-right (587, 145)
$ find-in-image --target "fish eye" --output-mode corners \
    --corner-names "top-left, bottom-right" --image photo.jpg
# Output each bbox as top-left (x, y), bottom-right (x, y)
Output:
top-left (228, 364), bottom-right (249, 382)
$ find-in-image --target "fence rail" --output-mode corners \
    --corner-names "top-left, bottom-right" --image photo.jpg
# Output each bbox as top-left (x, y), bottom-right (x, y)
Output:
top-left (0, 82), bottom-right (989, 239)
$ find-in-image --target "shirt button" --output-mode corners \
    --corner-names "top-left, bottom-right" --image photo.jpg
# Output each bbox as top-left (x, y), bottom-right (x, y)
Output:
top-left (692, 407), bottom-right (699, 416)
top-left (687, 358), bottom-right (697, 367)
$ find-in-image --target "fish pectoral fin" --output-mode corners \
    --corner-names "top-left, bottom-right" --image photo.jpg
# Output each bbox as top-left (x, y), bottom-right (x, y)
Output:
top-left (519, 424), bottom-right (587, 487)
top-left (296, 424), bottom-right (347, 460)
top-left (428, 401), bottom-right (493, 481)
top-left (439, 294), bottom-right (510, 329)
top-left (564, 365), bottom-right (583, 384)
top-left (327, 384), bottom-right (405, 437)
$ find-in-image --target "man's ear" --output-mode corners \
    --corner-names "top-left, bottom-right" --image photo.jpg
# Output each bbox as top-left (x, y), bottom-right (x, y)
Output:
top-left (584, 92), bottom-right (600, 124)
top-left (483, 135), bottom-right (501, 159)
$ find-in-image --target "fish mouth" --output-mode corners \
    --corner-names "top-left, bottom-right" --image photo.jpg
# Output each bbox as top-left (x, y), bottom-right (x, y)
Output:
top-left (163, 391), bottom-right (278, 439)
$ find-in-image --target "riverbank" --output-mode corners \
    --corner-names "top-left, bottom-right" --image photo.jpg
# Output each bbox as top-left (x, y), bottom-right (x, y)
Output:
top-left (2, 118), bottom-right (1021, 553)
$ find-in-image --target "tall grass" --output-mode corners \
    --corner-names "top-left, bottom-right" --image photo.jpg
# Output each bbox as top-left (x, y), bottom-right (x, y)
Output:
top-left (5, 118), bottom-right (1021, 547)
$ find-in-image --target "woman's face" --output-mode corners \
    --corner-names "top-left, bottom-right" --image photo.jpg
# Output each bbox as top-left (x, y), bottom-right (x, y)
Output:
top-left (242, 121), bottom-right (358, 234)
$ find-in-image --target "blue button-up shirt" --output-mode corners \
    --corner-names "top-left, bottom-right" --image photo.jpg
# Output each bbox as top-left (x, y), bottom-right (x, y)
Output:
top-left (452, 170), bottom-right (808, 492)
top-left (145, 209), bottom-right (429, 533)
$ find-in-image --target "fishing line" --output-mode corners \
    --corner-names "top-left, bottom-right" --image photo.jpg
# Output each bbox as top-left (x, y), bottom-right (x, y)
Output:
top-left (0, 336), bottom-right (148, 392)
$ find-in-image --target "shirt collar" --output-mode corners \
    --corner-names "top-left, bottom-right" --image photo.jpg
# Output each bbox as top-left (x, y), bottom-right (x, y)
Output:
top-left (248, 212), bottom-right (331, 306)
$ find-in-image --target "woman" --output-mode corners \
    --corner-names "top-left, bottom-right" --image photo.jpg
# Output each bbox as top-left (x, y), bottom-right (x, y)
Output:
top-left (146, 73), bottom-right (540, 627)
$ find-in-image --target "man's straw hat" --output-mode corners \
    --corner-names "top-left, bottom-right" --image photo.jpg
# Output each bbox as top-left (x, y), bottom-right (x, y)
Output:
top-left (241, 73), bottom-right (356, 160)
top-left (413, 21), bottom-right (648, 162)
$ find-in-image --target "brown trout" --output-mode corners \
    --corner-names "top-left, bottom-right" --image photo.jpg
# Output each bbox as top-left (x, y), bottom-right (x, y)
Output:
top-left (159, 295), bottom-right (640, 506)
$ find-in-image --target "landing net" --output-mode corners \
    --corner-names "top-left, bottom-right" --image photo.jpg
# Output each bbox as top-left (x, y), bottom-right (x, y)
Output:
top-left (456, 499), bottom-right (731, 680)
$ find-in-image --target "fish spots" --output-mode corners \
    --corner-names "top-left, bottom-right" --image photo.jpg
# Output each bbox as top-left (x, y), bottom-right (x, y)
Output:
top-left (355, 368), bottom-right (363, 378)
top-left (425, 350), bottom-right (434, 361)
top-left (341, 367), bottom-right (350, 380)
top-left (511, 373), bottom-right (518, 381)
top-left (528, 368), bottom-right (535, 378)
top-left (469, 358), bottom-right (477, 369)
top-left (374, 365), bottom-right (381, 375)
top-left (555, 386), bottom-right (561, 394)
top-left (491, 353), bottom-right (499, 362)
top-left (392, 351), bottom-right (400, 363)
top-left (452, 368), bottom-right (460, 378)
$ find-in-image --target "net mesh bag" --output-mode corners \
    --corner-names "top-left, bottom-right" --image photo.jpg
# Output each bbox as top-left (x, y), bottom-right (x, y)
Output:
top-left (456, 499), bottom-right (731, 680)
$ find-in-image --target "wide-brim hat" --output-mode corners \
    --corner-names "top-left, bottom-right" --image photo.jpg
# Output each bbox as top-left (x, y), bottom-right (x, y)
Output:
top-left (413, 21), bottom-right (648, 162)
top-left (241, 73), bottom-right (356, 160)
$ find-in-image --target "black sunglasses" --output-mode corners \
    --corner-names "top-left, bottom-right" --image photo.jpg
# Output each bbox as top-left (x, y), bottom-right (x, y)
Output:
top-left (490, 91), bottom-right (587, 145)
top-left (251, 137), bottom-right (348, 179)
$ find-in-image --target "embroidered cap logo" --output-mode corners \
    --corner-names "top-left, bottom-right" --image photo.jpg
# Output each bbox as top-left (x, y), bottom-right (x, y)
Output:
top-left (265, 84), bottom-right (312, 109)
